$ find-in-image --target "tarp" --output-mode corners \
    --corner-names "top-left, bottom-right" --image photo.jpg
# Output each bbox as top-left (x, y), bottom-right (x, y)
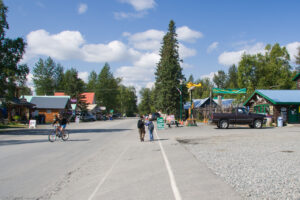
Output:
top-left (213, 88), bottom-right (246, 94)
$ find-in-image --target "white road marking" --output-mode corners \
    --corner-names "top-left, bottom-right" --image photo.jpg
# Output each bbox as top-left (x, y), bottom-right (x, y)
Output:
top-left (154, 128), bottom-right (182, 200)
top-left (87, 146), bottom-right (129, 200)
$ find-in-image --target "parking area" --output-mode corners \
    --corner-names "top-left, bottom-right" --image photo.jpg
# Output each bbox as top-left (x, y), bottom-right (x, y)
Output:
top-left (170, 124), bottom-right (300, 199)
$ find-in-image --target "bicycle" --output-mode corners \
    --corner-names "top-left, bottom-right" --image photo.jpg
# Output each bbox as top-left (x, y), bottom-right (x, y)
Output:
top-left (48, 125), bottom-right (69, 142)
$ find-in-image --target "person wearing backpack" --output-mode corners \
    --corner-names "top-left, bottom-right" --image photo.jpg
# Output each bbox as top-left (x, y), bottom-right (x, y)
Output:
top-left (146, 119), bottom-right (155, 141)
top-left (137, 116), bottom-right (145, 142)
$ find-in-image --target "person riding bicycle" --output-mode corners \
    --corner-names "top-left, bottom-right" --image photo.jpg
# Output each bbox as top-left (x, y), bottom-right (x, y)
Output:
top-left (52, 114), bottom-right (68, 137)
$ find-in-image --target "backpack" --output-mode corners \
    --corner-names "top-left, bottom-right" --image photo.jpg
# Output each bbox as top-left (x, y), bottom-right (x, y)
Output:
top-left (137, 120), bottom-right (143, 129)
top-left (148, 121), bottom-right (154, 130)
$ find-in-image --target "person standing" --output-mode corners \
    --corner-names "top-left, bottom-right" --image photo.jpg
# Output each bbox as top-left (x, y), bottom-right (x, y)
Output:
top-left (137, 116), bottom-right (145, 142)
top-left (146, 119), bottom-right (155, 141)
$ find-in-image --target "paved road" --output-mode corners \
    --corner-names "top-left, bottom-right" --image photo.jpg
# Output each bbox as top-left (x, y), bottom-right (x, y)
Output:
top-left (0, 119), bottom-right (240, 200)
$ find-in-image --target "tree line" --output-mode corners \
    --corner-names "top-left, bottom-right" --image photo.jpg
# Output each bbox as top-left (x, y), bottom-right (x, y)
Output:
top-left (32, 58), bottom-right (138, 116)
top-left (139, 20), bottom-right (300, 117)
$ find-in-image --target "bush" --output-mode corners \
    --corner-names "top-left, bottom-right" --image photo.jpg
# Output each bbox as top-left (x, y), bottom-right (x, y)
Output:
top-left (13, 115), bottom-right (20, 121)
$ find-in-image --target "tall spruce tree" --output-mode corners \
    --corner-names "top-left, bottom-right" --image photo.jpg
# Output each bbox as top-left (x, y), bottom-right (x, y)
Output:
top-left (32, 57), bottom-right (63, 95)
top-left (86, 70), bottom-right (97, 92)
top-left (95, 63), bottom-right (119, 112)
top-left (154, 20), bottom-right (185, 115)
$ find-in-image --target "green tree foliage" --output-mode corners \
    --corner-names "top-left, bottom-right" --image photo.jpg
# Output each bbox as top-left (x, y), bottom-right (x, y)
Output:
top-left (63, 68), bottom-right (85, 97)
top-left (193, 78), bottom-right (214, 99)
top-left (138, 88), bottom-right (153, 115)
top-left (187, 74), bottom-right (194, 83)
top-left (238, 43), bottom-right (294, 95)
top-left (0, 0), bottom-right (29, 99)
top-left (86, 70), bottom-right (97, 92)
top-left (213, 70), bottom-right (227, 88)
top-left (63, 68), bottom-right (86, 110)
top-left (19, 85), bottom-right (32, 96)
top-left (225, 65), bottom-right (238, 88)
top-left (118, 85), bottom-right (137, 116)
top-left (53, 64), bottom-right (64, 91)
top-left (154, 20), bottom-right (185, 115)
top-left (95, 63), bottom-right (119, 112)
top-left (32, 57), bottom-right (64, 95)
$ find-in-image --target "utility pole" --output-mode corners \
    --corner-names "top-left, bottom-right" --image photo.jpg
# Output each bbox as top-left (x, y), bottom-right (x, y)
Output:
top-left (179, 79), bottom-right (183, 122)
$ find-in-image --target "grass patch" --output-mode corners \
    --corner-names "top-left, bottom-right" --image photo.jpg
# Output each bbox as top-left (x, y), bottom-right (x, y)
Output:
top-left (0, 123), bottom-right (27, 129)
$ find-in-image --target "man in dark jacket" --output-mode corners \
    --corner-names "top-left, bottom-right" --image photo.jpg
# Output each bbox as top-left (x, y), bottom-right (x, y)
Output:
top-left (137, 116), bottom-right (145, 142)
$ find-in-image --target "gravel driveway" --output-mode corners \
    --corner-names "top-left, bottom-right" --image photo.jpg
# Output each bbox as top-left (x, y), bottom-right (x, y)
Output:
top-left (177, 125), bottom-right (300, 200)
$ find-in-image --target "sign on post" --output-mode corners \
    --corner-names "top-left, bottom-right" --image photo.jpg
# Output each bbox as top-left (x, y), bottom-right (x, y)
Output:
top-left (157, 117), bottom-right (164, 130)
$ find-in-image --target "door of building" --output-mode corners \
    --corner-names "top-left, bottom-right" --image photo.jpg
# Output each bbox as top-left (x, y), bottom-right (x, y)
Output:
top-left (288, 107), bottom-right (299, 123)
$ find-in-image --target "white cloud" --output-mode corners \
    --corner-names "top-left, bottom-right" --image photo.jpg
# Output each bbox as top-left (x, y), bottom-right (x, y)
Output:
top-left (125, 29), bottom-right (164, 51)
top-left (179, 43), bottom-right (197, 59)
top-left (133, 52), bottom-right (160, 67)
top-left (78, 3), bottom-right (88, 14)
top-left (146, 81), bottom-right (155, 89)
top-left (181, 63), bottom-right (194, 69)
top-left (177, 26), bottom-right (203, 43)
top-left (115, 52), bottom-right (160, 93)
top-left (286, 42), bottom-right (300, 62)
top-left (82, 40), bottom-right (140, 62)
top-left (78, 71), bottom-right (89, 83)
top-left (116, 65), bottom-right (154, 87)
top-left (26, 73), bottom-right (35, 93)
top-left (201, 72), bottom-right (217, 81)
top-left (119, 0), bottom-right (156, 11)
top-left (207, 42), bottom-right (219, 53)
top-left (114, 11), bottom-right (147, 19)
top-left (25, 29), bottom-right (84, 61)
top-left (218, 42), bottom-right (265, 66)
top-left (24, 29), bottom-right (140, 63)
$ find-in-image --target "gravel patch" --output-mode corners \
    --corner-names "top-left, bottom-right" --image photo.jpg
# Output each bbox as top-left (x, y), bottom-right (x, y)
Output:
top-left (178, 127), bottom-right (300, 200)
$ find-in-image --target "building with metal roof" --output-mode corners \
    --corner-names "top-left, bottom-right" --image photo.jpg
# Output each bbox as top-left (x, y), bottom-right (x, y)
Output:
top-left (30, 96), bottom-right (71, 123)
top-left (244, 90), bottom-right (300, 124)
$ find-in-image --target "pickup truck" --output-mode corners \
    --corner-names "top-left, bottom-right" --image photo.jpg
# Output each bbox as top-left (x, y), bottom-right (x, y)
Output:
top-left (212, 107), bottom-right (266, 129)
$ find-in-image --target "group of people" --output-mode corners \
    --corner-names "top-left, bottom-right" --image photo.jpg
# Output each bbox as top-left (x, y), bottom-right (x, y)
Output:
top-left (137, 115), bottom-right (155, 142)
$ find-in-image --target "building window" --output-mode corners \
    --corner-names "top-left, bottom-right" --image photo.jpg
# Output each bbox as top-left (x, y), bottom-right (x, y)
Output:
top-left (254, 104), bottom-right (269, 115)
top-left (47, 110), bottom-right (52, 113)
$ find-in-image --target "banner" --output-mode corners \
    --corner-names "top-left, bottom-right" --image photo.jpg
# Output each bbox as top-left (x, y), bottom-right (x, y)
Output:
top-left (212, 88), bottom-right (246, 94)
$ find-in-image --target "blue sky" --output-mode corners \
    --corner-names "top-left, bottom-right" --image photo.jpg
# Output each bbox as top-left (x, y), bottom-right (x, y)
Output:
top-left (4, 0), bottom-right (300, 92)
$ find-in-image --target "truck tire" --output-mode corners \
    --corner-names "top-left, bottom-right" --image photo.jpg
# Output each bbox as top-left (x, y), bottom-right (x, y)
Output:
top-left (254, 119), bottom-right (262, 129)
top-left (219, 120), bottom-right (229, 129)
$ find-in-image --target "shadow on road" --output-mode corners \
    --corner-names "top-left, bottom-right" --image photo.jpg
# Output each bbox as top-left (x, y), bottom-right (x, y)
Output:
top-left (0, 128), bottom-right (132, 136)
top-left (0, 138), bottom-right (91, 146)
top-left (214, 127), bottom-right (275, 129)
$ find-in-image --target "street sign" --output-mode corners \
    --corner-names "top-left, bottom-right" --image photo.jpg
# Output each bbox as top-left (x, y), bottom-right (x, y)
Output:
top-left (157, 117), bottom-right (164, 130)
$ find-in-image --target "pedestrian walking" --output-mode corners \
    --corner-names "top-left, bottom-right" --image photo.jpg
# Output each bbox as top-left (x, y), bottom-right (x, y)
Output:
top-left (146, 119), bottom-right (155, 141)
top-left (137, 116), bottom-right (145, 142)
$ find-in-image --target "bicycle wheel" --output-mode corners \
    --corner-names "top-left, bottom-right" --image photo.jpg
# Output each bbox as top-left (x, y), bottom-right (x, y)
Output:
top-left (61, 130), bottom-right (69, 141)
top-left (48, 130), bottom-right (57, 142)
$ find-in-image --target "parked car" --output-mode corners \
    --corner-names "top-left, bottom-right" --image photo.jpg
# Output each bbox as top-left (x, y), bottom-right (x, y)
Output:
top-left (112, 113), bottom-right (121, 119)
top-left (212, 107), bottom-right (266, 129)
top-left (80, 113), bottom-right (96, 122)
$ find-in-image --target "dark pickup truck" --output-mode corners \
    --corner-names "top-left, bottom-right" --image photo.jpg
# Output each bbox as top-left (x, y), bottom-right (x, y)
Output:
top-left (212, 107), bottom-right (266, 129)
